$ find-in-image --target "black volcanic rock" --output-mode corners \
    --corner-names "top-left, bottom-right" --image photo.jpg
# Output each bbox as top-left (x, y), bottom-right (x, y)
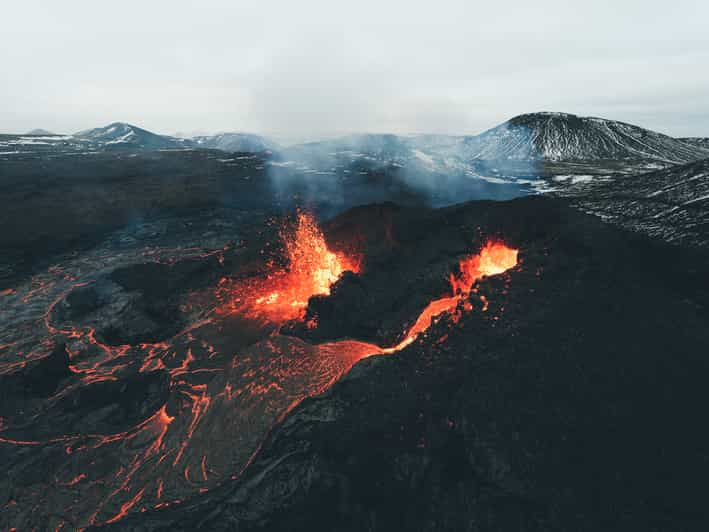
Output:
top-left (0, 343), bottom-right (71, 409)
top-left (101, 197), bottom-right (709, 532)
top-left (51, 370), bottom-right (170, 435)
top-left (49, 253), bottom-right (228, 347)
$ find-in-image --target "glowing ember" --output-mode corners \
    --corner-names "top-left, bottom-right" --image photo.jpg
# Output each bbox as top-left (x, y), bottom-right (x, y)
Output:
top-left (222, 212), bottom-right (361, 322)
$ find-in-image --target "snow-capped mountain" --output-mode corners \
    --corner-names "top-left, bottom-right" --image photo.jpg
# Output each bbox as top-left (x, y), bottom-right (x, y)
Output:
top-left (453, 112), bottom-right (709, 163)
top-left (428, 113), bottom-right (709, 163)
top-left (191, 132), bottom-right (278, 153)
top-left (73, 122), bottom-right (187, 150)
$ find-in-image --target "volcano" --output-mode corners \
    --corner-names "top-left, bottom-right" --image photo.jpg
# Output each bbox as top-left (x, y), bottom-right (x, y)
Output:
top-left (456, 112), bottom-right (709, 163)
top-left (83, 196), bottom-right (709, 532)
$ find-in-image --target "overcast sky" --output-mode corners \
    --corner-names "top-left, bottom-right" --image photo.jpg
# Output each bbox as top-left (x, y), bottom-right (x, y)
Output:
top-left (1, 0), bottom-right (708, 140)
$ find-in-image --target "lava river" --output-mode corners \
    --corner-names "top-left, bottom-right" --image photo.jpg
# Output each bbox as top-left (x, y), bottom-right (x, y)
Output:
top-left (0, 211), bottom-right (517, 530)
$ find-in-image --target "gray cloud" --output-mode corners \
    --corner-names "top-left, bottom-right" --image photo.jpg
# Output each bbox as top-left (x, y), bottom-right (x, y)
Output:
top-left (1, 0), bottom-right (708, 138)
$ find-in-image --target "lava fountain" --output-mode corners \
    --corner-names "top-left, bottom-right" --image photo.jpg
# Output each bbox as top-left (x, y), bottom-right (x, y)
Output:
top-left (219, 212), bottom-right (361, 323)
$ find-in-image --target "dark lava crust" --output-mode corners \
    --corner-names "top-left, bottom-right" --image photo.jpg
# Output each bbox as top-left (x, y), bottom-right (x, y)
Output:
top-left (101, 196), bottom-right (709, 532)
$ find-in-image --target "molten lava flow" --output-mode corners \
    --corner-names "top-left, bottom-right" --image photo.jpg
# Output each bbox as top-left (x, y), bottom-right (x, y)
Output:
top-left (379, 241), bottom-right (519, 353)
top-left (221, 212), bottom-right (360, 323)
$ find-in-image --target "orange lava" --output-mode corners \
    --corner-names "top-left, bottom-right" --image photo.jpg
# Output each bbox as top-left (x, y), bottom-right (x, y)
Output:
top-left (221, 212), bottom-right (360, 322)
top-left (377, 241), bottom-right (519, 353)
top-left (451, 240), bottom-right (520, 296)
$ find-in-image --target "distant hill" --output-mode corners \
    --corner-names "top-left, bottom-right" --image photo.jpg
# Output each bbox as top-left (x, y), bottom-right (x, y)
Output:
top-left (73, 122), bottom-right (187, 150)
top-left (284, 134), bottom-right (413, 161)
top-left (25, 128), bottom-right (56, 136)
top-left (191, 132), bottom-right (278, 153)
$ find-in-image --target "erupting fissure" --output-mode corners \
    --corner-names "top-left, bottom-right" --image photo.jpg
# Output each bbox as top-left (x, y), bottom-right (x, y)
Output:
top-left (224, 212), bottom-right (517, 357)
top-left (221, 212), bottom-right (360, 322)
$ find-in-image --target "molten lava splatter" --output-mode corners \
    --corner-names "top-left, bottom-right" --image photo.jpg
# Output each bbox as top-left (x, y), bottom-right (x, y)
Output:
top-left (220, 212), bottom-right (360, 322)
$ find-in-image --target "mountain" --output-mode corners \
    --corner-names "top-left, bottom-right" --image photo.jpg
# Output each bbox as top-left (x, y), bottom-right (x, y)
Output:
top-left (25, 128), bottom-right (56, 136)
top-left (73, 122), bottom-right (187, 150)
top-left (453, 112), bottom-right (709, 163)
top-left (72, 125), bottom-right (277, 153)
top-left (284, 133), bottom-right (414, 162)
top-left (281, 114), bottom-right (709, 182)
top-left (191, 132), bottom-right (278, 153)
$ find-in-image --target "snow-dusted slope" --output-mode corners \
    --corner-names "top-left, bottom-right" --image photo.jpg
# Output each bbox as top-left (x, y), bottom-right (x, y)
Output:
top-left (191, 132), bottom-right (278, 153)
top-left (680, 137), bottom-right (709, 150)
top-left (457, 112), bottom-right (709, 163)
top-left (74, 122), bottom-right (187, 150)
top-left (557, 158), bottom-right (709, 248)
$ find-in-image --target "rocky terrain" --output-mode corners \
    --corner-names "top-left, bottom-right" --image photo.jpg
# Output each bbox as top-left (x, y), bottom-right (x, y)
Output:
top-left (1, 111), bottom-right (708, 531)
top-left (557, 159), bottom-right (709, 248)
